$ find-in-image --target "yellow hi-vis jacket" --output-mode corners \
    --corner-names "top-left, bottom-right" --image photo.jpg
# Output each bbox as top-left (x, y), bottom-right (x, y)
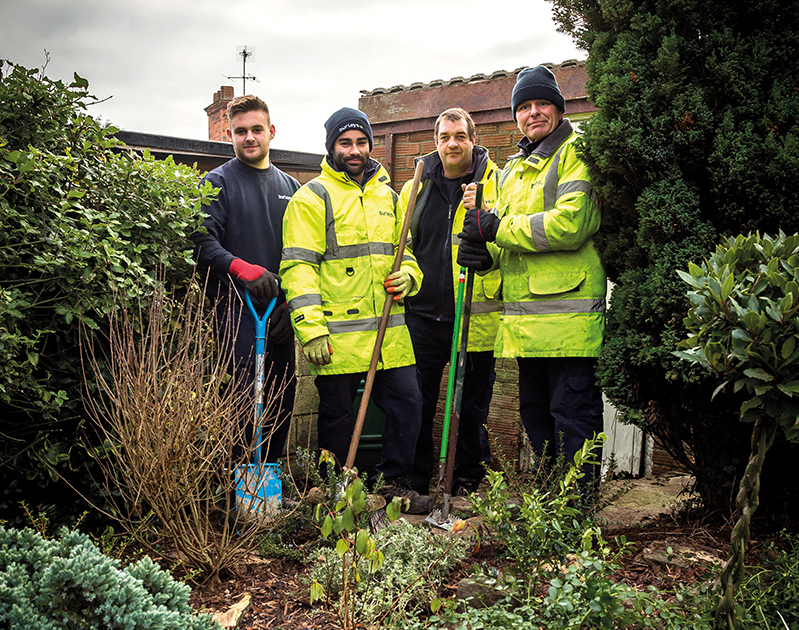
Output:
top-left (280, 157), bottom-right (423, 375)
top-left (399, 147), bottom-right (501, 352)
top-left (490, 119), bottom-right (606, 358)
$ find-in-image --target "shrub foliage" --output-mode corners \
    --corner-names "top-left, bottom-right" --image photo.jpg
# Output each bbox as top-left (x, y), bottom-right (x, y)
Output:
top-left (0, 525), bottom-right (220, 629)
top-left (0, 59), bottom-right (215, 523)
top-left (546, 0), bottom-right (799, 513)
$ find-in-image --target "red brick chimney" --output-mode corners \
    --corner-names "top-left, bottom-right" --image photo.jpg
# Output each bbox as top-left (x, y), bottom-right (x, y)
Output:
top-left (205, 86), bottom-right (235, 142)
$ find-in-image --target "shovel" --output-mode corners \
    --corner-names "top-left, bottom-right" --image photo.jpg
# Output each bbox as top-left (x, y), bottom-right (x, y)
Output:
top-left (345, 160), bottom-right (425, 470)
top-left (235, 288), bottom-right (281, 525)
top-left (427, 184), bottom-right (483, 528)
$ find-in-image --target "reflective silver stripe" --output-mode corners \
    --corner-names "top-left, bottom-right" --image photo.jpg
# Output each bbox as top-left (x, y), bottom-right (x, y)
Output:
top-left (306, 181), bottom-right (338, 256)
top-left (306, 180), bottom-right (396, 262)
top-left (326, 242), bottom-right (393, 260)
top-left (287, 293), bottom-right (322, 311)
top-left (401, 253), bottom-right (415, 264)
top-left (529, 213), bottom-right (551, 252)
top-left (327, 313), bottom-right (406, 334)
top-left (282, 247), bottom-right (322, 264)
top-left (543, 146), bottom-right (567, 212)
top-left (502, 299), bottom-right (606, 316)
top-left (470, 300), bottom-right (501, 314)
top-left (556, 179), bottom-right (593, 201)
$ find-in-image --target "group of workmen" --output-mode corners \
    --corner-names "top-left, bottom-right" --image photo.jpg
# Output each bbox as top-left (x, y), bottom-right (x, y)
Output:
top-left (192, 65), bottom-right (607, 513)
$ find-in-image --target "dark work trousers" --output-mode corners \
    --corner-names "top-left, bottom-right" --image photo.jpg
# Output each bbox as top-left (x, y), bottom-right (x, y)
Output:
top-left (216, 299), bottom-right (296, 464)
top-left (517, 356), bottom-right (604, 484)
top-left (405, 312), bottom-right (494, 495)
top-left (314, 365), bottom-right (422, 482)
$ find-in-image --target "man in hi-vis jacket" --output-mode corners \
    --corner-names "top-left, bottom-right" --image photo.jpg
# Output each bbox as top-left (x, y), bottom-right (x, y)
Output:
top-left (399, 108), bottom-right (500, 496)
top-left (459, 66), bottom-right (607, 487)
top-left (281, 107), bottom-right (430, 511)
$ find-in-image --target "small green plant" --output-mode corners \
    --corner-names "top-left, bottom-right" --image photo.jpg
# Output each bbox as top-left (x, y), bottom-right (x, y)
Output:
top-left (411, 434), bottom-right (716, 630)
top-left (471, 434), bottom-right (606, 599)
top-left (735, 530), bottom-right (799, 629)
top-left (312, 518), bottom-right (469, 626)
top-left (309, 452), bottom-right (403, 629)
top-left (0, 525), bottom-right (220, 629)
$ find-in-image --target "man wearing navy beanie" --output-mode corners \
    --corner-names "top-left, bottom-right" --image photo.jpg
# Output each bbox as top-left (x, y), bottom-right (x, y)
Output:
top-left (458, 65), bottom-right (607, 494)
top-left (511, 65), bottom-right (566, 118)
top-left (281, 107), bottom-right (429, 512)
top-left (323, 107), bottom-right (374, 156)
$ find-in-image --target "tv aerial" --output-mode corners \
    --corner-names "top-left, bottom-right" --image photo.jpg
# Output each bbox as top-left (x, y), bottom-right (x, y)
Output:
top-left (226, 45), bottom-right (259, 95)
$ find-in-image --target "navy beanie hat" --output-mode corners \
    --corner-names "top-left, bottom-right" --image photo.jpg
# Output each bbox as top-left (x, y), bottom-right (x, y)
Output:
top-left (324, 107), bottom-right (374, 155)
top-left (511, 66), bottom-right (565, 119)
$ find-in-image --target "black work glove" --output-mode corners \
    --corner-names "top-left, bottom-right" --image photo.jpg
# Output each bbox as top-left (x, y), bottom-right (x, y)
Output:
top-left (229, 258), bottom-right (280, 301)
top-left (245, 270), bottom-right (280, 301)
top-left (457, 239), bottom-right (494, 271)
top-left (460, 208), bottom-right (500, 243)
top-left (268, 302), bottom-right (293, 346)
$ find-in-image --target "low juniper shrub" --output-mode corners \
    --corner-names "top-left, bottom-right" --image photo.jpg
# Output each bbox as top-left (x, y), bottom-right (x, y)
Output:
top-left (0, 526), bottom-right (219, 629)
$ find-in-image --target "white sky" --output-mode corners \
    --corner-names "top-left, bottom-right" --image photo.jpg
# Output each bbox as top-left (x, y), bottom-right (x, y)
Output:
top-left (1, 0), bottom-right (584, 154)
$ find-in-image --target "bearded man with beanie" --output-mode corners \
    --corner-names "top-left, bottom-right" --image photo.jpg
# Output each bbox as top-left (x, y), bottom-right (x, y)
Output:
top-left (459, 66), bottom-right (607, 488)
top-left (193, 95), bottom-right (300, 464)
top-left (280, 107), bottom-right (429, 511)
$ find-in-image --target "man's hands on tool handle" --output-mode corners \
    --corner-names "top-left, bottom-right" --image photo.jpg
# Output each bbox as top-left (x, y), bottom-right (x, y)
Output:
top-left (384, 268), bottom-right (413, 301)
top-left (457, 183), bottom-right (496, 271)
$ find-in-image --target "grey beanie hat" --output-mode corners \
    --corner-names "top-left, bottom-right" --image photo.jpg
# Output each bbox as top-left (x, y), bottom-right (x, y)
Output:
top-left (324, 107), bottom-right (374, 155)
top-left (511, 66), bottom-right (566, 119)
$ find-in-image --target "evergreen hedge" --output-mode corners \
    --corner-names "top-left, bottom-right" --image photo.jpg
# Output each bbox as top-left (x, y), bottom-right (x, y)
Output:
top-left (547, 0), bottom-right (799, 513)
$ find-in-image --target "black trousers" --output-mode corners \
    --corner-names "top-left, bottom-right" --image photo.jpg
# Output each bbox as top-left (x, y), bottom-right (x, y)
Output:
top-left (517, 356), bottom-right (604, 483)
top-left (216, 299), bottom-right (296, 464)
top-left (315, 366), bottom-right (422, 481)
top-left (405, 312), bottom-right (494, 494)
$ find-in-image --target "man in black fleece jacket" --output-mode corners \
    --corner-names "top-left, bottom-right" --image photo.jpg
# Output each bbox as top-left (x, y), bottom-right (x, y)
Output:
top-left (399, 108), bottom-right (501, 496)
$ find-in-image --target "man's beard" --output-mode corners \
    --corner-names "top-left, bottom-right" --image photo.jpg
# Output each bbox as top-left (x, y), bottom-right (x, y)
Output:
top-left (333, 152), bottom-right (367, 179)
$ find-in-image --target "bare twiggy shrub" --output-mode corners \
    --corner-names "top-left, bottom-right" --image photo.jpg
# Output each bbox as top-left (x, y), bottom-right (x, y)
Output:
top-left (81, 279), bottom-right (287, 586)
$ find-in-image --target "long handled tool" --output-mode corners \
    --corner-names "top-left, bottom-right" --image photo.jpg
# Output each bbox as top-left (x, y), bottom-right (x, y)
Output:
top-left (441, 268), bottom-right (476, 519)
top-left (430, 267), bottom-right (468, 509)
top-left (427, 184), bottom-right (483, 527)
top-left (345, 160), bottom-right (425, 470)
top-left (235, 288), bottom-right (280, 523)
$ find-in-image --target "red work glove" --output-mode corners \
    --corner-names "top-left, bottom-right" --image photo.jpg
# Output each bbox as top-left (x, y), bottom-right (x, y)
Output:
top-left (229, 258), bottom-right (280, 301)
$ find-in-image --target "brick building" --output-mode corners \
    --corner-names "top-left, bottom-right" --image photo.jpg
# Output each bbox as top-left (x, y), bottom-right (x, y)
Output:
top-left (359, 60), bottom-right (595, 191)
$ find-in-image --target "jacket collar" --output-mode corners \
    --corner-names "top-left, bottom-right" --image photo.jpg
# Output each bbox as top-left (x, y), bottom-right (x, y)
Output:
top-left (414, 144), bottom-right (491, 187)
top-left (322, 155), bottom-right (388, 189)
top-left (510, 119), bottom-right (574, 162)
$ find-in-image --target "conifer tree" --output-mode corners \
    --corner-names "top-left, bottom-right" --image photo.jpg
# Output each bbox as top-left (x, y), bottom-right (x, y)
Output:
top-left (547, 0), bottom-right (799, 512)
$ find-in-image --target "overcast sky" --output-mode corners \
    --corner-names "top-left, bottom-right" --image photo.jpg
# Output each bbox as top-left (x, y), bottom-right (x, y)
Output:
top-left (1, 0), bottom-right (584, 154)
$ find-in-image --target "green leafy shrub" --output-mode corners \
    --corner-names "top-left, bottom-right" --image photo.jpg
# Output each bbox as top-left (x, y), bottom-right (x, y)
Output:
top-left (547, 0), bottom-right (799, 515)
top-left (675, 231), bottom-right (799, 627)
top-left (0, 525), bottom-right (219, 629)
top-left (408, 437), bottom-right (714, 629)
top-left (309, 459), bottom-right (404, 629)
top-left (0, 59), bottom-right (216, 524)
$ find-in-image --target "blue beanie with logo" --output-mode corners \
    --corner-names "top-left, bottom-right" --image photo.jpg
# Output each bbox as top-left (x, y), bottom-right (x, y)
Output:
top-left (324, 107), bottom-right (374, 155)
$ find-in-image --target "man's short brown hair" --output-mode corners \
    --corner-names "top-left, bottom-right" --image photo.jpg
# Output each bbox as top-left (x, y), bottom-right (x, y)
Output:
top-left (227, 95), bottom-right (270, 122)
top-left (434, 107), bottom-right (476, 141)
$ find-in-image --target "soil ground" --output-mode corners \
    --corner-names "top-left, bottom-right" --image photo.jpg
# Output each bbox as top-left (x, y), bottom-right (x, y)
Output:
top-left (187, 473), bottom-right (745, 629)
